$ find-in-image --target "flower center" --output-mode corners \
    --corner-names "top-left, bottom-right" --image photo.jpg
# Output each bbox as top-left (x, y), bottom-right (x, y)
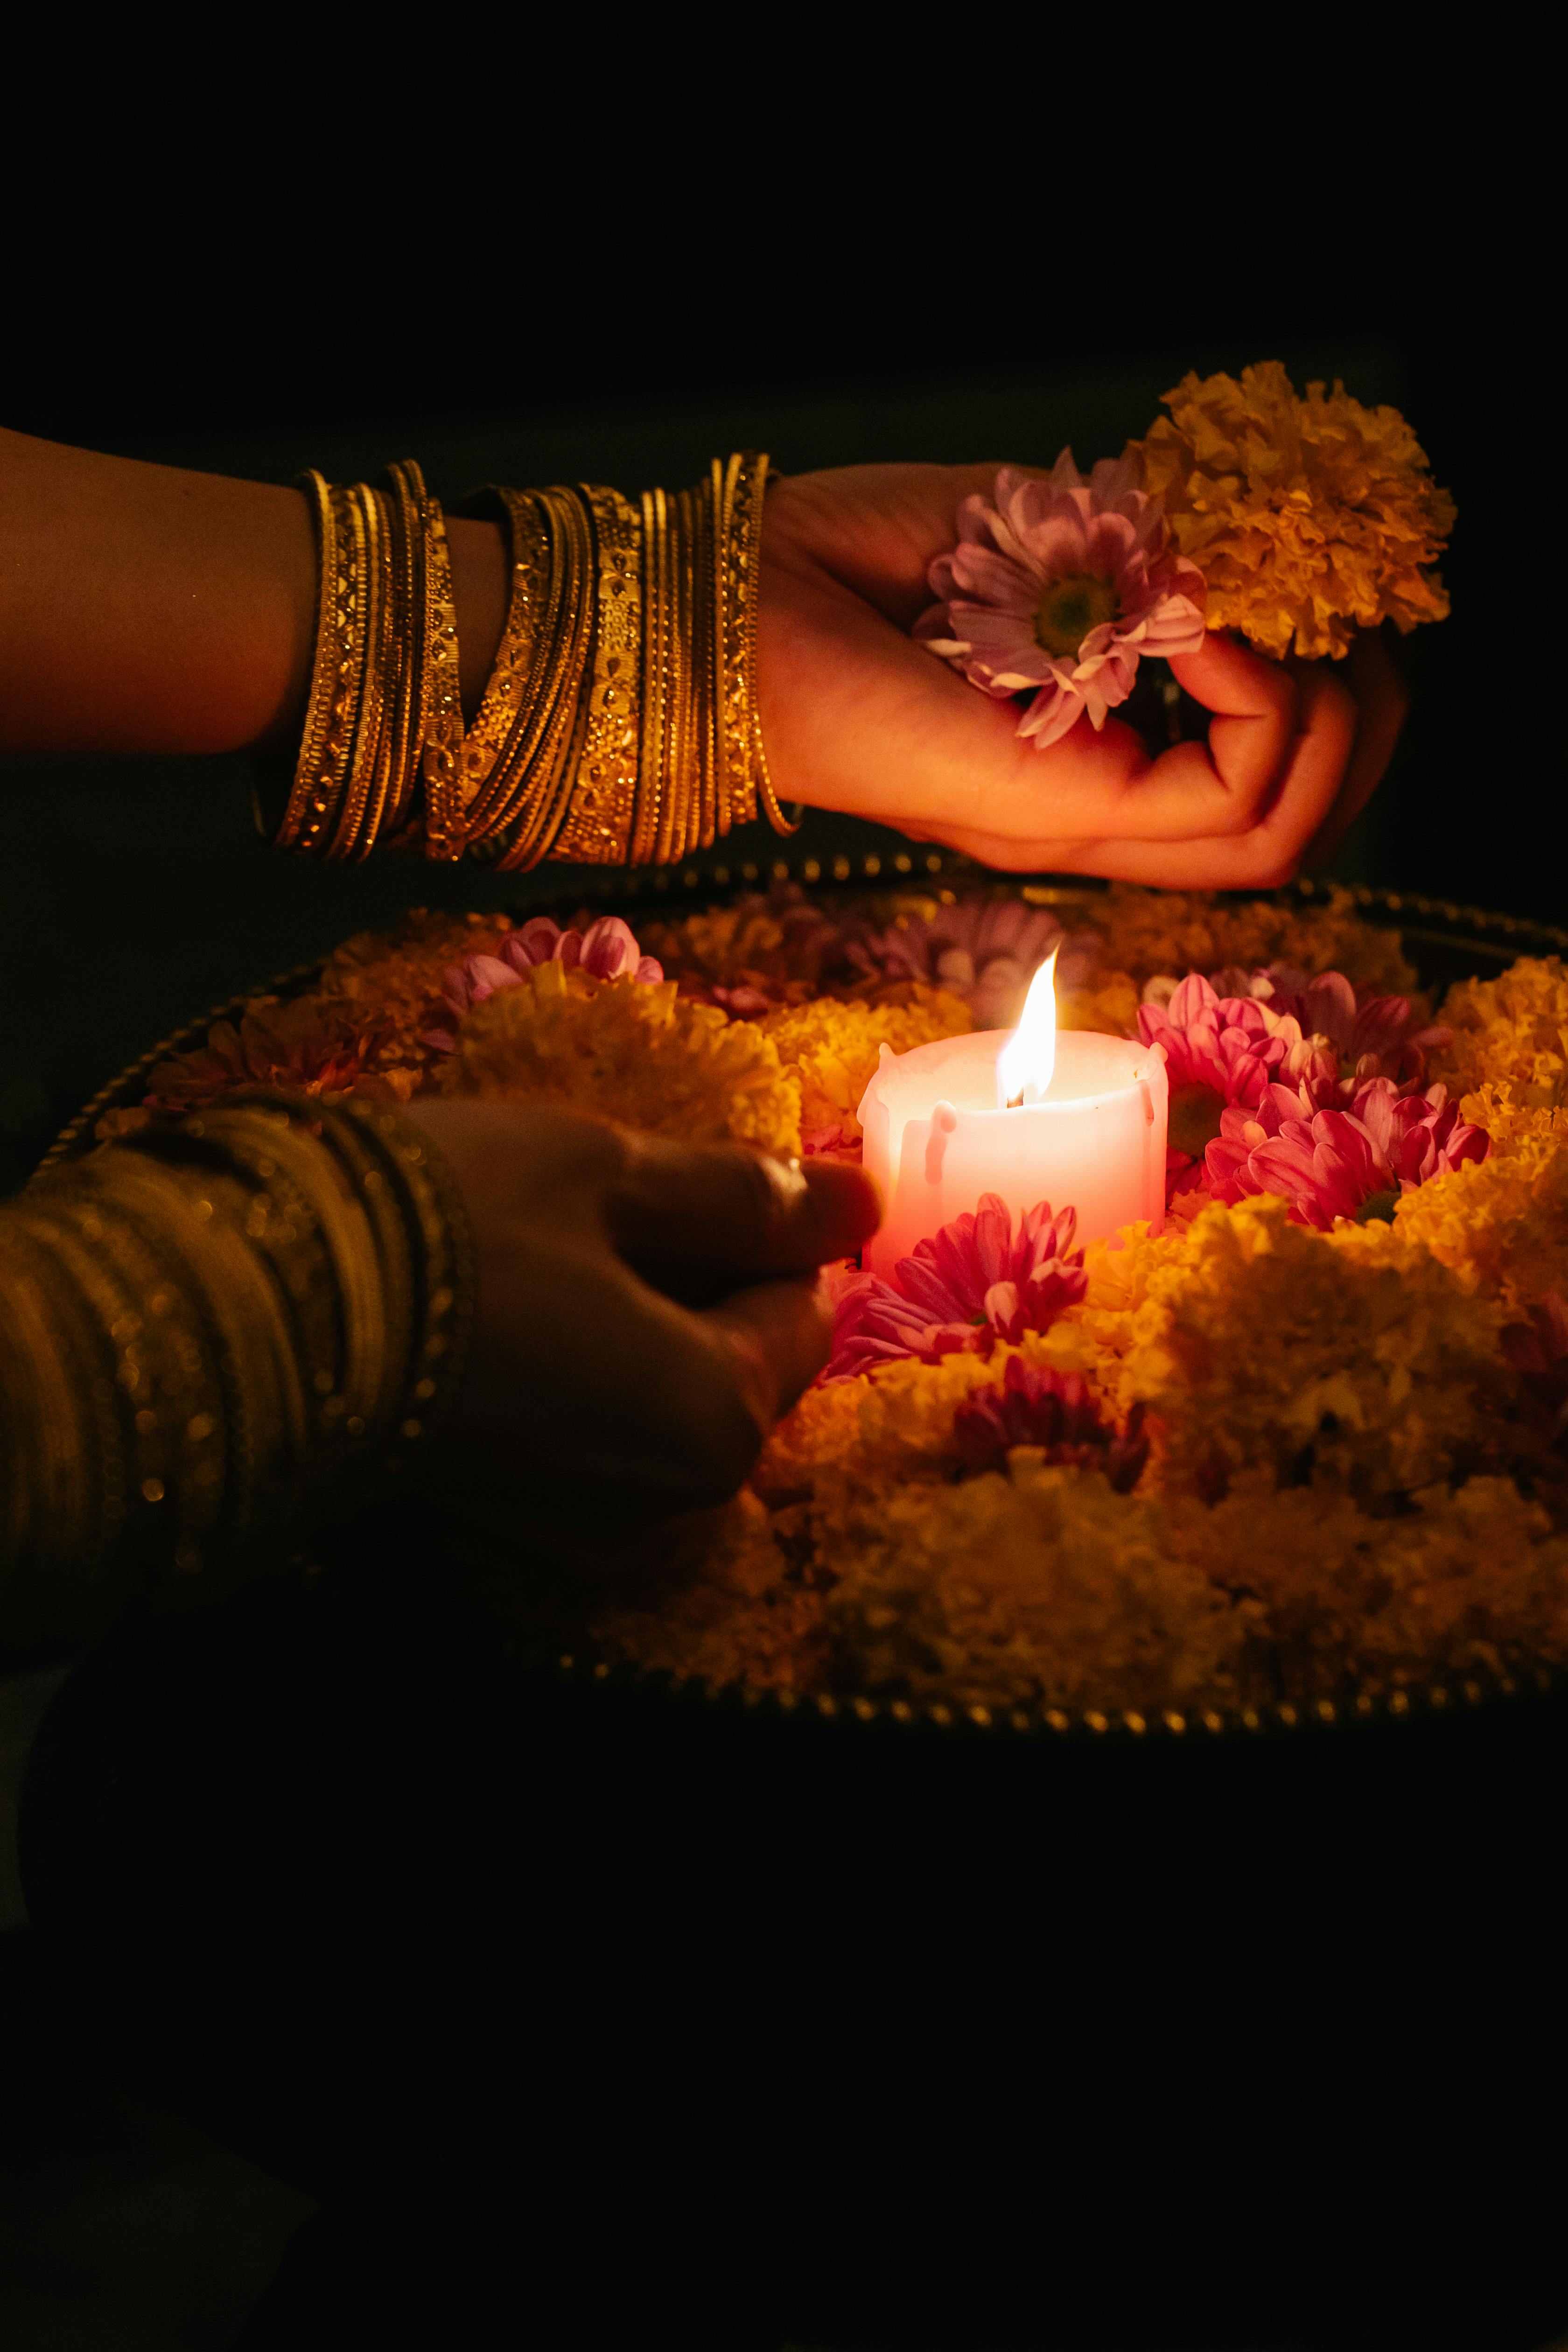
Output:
top-left (1168, 1082), bottom-right (1226, 1161)
top-left (1034, 573), bottom-right (1120, 660)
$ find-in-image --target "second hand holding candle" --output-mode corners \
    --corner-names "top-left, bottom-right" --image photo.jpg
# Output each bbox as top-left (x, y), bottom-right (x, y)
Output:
top-left (858, 953), bottom-right (1169, 1275)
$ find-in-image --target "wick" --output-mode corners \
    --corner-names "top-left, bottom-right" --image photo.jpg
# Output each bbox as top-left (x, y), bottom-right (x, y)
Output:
top-left (1006, 1092), bottom-right (1024, 1110)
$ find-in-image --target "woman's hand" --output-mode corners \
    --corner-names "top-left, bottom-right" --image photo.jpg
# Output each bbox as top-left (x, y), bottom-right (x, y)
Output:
top-left (401, 1098), bottom-right (878, 1519)
top-left (759, 463), bottom-right (1407, 887)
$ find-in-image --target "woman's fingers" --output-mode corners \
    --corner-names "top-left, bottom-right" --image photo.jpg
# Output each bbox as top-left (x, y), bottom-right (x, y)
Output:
top-left (610, 1136), bottom-right (880, 1284)
top-left (1304, 629), bottom-right (1409, 867)
top-left (1161, 630), bottom-right (1300, 826)
top-left (1076, 662), bottom-right (1359, 887)
top-left (928, 659), bottom-right (1358, 885)
top-left (544, 1269), bottom-right (831, 1508)
top-left (702, 1274), bottom-right (836, 1435)
top-left (760, 563), bottom-right (1310, 852)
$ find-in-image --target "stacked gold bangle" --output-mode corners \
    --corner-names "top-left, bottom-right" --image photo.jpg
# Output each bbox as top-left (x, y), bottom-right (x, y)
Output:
top-left (264, 452), bottom-right (797, 870)
top-left (0, 1098), bottom-right (474, 1650)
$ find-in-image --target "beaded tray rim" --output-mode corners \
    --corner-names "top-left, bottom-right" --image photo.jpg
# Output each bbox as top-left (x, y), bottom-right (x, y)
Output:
top-left (41, 859), bottom-right (1568, 1747)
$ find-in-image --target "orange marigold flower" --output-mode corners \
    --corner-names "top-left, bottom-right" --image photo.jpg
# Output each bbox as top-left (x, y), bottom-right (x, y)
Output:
top-left (1132, 362), bottom-right (1455, 660)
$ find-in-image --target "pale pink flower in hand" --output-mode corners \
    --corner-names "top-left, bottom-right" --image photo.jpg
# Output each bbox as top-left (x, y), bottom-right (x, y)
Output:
top-left (915, 452), bottom-right (1207, 749)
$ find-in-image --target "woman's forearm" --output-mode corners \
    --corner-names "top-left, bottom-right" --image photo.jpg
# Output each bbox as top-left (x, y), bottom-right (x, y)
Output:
top-left (0, 426), bottom-right (506, 755)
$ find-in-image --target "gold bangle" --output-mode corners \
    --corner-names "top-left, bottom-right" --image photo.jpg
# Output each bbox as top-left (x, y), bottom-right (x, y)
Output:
top-left (32, 1186), bottom-right (230, 1571)
top-left (633, 486), bottom-right (671, 867)
top-left (496, 486), bottom-right (596, 870)
top-left (326, 483), bottom-right (389, 861)
top-left (665, 483), bottom-right (702, 864)
top-left (0, 1214), bottom-right (123, 1578)
top-left (454, 487), bottom-right (553, 852)
top-left (726, 451), bottom-right (800, 838)
top-left (375, 468), bottom-right (425, 849)
top-left (275, 474), bottom-right (368, 856)
top-left (273, 469), bottom-right (339, 852)
top-left (551, 484), bottom-right (644, 865)
top-left (398, 462), bottom-right (466, 863)
top-left (227, 1092), bottom-right (475, 1463)
top-left (73, 1151), bottom-right (300, 1545)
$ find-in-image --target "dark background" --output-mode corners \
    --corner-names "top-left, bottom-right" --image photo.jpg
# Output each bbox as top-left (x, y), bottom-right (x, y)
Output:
top-left (0, 77), bottom-right (1561, 2352)
top-left (0, 88), bottom-right (1552, 1193)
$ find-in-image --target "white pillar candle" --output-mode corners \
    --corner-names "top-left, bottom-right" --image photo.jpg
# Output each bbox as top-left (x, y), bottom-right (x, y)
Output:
top-left (856, 957), bottom-right (1168, 1275)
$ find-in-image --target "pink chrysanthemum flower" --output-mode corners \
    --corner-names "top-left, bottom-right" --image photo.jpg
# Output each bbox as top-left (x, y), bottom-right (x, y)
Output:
top-left (1145, 964), bottom-right (1451, 1100)
top-left (915, 453), bottom-right (1207, 750)
top-left (425, 915), bottom-right (663, 1050)
top-left (1137, 974), bottom-right (1327, 1200)
top-left (826, 1193), bottom-right (1086, 1379)
top-left (952, 1358), bottom-right (1149, 1491)
top-left (840, 897), bottom-right (1100, 1029)
top-left (1205, 1077), bottom-right (1489, 1230)
top-left (1259, 969), bottom-right (1451, 1096)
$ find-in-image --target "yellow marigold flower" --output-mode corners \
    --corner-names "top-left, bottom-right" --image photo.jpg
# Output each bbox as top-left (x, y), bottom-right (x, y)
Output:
top-left (1457, 1084), bottom-right (1567, 1160)
top-left (1133, 362), bottom-right (1455, 661)
top-left (1390, 1119), bottom-right (1568, 1312)
top-left (590, 1488), bottom-right (827, 1695)
top-left (821, 1463), bottom-right (1242, 1716)
top-left (757, 986), bottom-right (970, 1143)
top-left (1173, 1473), bottom-right (1568, 1699)
top-left (440, 961), bottom-right (802, 1152)
top-left (1085, 884), bottom-right (1419, 999)
top-left (751, 1375), bottom-right (874, 1506)
top-left (635, 903), bottom-right (804, 997)
top-left (1058, 971), bottom-right (1141, 1037)
top-left (1083, 1196), bottom-right (1505, 1503)
top-left (314, 908), bottom-right (508, 1085)
top-left (1430, 955), bottom-right (1568, 1108)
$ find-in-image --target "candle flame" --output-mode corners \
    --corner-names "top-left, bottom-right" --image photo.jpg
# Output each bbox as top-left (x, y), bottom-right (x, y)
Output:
top-left (996, 948), bottom-right (1058, 1107)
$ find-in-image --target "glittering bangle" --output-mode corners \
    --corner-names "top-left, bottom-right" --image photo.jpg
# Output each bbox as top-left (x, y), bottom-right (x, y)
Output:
top-left (552, 484), bottom-right (644, 866)
top-left (493, 485), bottom-right (597, 871)
top-left (724, 450), bottom-right (799, 838)
top-left (272, 473), bottom-right (366, 857)
top-left (1, 1096), bottom-right (476, 1649)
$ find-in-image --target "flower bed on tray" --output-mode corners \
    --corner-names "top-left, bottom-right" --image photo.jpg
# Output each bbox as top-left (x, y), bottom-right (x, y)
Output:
top-left (102, 880), bottom-right (1568, 1725)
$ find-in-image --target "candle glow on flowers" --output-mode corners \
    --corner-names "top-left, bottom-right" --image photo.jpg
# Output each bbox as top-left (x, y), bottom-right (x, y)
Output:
top-left (114, 879), bottom-right (1568, 1725)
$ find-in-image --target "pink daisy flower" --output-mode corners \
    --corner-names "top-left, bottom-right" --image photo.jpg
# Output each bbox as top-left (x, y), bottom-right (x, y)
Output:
top-left (1137, 974), bottom-right (1329, 1200)
top-left (826, 1193), bottom-right (1086, 1379)
top-left (1259, 969), bottom-right (1452, 1096)
top-left (914, 453), bottom-right (1207, 750)
top-left (840, 896), bottom-right (1101, 1029)
top-left (425, 915), bottom-right (663, 1050)
top-left (1146, 965), bottom-right (1451, 1100)
top-left (1205, 1077), bottom-right (1489, 1230)
top-left (952, 1358), bottom-right (1149, 1491)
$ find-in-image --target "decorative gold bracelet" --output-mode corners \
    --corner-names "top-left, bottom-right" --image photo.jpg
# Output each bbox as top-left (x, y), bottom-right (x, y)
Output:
top-left (1, 1100), bottom-right (475, 1644)
top-left (266, 452), bottom-right (794, 868)
top-left (552, 485), bottom-right (644, 865)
